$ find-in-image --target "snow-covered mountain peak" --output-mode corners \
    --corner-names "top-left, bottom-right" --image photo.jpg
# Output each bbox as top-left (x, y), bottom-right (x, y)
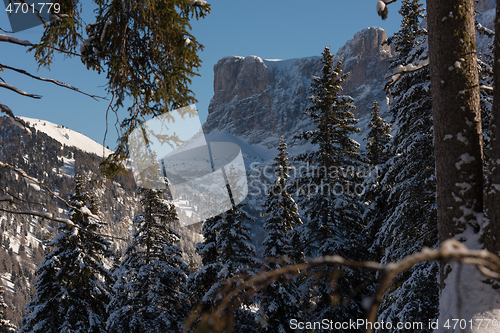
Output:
top-left (204, 26), bottom-right (393, 150)
top-left (19, 117), bottom-right (113, 157)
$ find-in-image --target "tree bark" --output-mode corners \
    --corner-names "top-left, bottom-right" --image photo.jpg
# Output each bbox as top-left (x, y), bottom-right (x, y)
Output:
top-left (484, 0), bottom-right (500, 256)
top-left (427, 1), bottom-right (500, 331)
top-left (427, 0), bottom-right (483, 271)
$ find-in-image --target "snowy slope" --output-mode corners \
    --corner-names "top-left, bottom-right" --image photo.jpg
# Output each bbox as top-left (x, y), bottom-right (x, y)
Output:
top-left (19, 117), bottom-right (113, 157)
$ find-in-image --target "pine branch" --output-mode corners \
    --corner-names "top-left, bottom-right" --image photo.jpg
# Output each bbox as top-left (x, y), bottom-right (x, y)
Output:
top-left (185, 239), bottom-right (500, 333)
top-left (0, 63), bottom-right (106, 100)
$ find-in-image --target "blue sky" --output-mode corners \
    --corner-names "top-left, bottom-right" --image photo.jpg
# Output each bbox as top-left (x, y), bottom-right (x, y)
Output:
top-left (1, 1), bottom-right (403, 148)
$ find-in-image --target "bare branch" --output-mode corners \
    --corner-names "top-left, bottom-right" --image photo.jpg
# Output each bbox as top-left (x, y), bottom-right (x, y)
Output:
top-left (0, 102), bottom-right (15, 118)
top-left (185, 239), bottom-right (500, 333)
top-left (0, 33), bottom-right (83, 57)
top-left (0, 81), bottom-right (41, 98)
top-left (0, 63), bottom-right (106, 100)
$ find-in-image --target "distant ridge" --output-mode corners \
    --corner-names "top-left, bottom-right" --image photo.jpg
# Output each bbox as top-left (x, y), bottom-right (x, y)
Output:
top-left (19, 116), bottom-right (113, 157)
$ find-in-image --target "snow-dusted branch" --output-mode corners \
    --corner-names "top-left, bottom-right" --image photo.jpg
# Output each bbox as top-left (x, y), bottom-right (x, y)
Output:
top-left (0, 207), bottom-right (128, 241)
top-left (0, 33), bottom-right (33, 46)
top-left (0, 160), bottom-right (80, 213)
top-left (185, 239), bottom-right (500, 333)
top-left (384, 59), bottom-right (430, 98)
top-left (0, 207), bottom-right (74, 225)
top-left (0, 161), bottom-right (129, 241)
top-left (480, 85), bottom-right (494, 93)
top-left (0, 63), bottom-right (106, 100)
top-left (376, 0), bottom-right (397, 20)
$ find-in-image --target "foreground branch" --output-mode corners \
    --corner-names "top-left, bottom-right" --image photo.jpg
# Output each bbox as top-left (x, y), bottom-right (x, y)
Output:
top-left (0, 161), bottom-right (128, 241)
top-left (0, 81), bottom-right (41, 98)
top-left (0, 63), bottom-right (106, 100)
top-left (185, 239), bottom-right (500, 333)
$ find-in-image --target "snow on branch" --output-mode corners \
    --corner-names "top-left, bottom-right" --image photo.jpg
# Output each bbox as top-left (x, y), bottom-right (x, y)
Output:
top-left (0, 63), bottom-right (106, 100)
top-left (0, 160), bottom-right (79, 212)
top-left (184, 239), bottom-right (500, 333)
top-left (480, 85), bottom-right (494, 93)
top-left (0, 33), bottom-right (33, 46)
top-left (0, 161), bottom-right (128, 241)
top-left (376, 0), bottom-right (397, 20)
top-left (0, 207), bottom-right (74, 226)
top-left (384, 59), bottom-right (429, 103)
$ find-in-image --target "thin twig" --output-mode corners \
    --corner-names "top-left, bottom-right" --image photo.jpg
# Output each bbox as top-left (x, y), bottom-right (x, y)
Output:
top-left (0, 63), bottom-right (106, 100)
top-left (0, 81), bottom-right (41, 98)
top-left (186, 240), bottom-right (500, 333)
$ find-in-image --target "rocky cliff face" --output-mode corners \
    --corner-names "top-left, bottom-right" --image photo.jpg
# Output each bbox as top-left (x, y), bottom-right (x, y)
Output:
top-left (203, 27), bottom-right (394, 148)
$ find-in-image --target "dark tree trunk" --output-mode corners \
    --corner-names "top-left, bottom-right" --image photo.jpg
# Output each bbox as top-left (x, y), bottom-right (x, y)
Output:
top-left (484, 0), bottom-right (500, 256)
top-left (426, 0), bottom-right (484, 283)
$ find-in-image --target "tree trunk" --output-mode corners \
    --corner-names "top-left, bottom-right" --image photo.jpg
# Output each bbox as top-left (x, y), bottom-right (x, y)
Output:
top-left (427, 0), bottom-right (483, 256)
top-left (427, 1), bottom-right (500, 330)
top-left (484, 0), bottom-right (500, 256)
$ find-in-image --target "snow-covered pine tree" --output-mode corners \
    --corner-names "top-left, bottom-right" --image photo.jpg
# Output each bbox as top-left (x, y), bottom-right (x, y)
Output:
top-left (259, 137), bottom-right (302, 333)
top-left (107, 187), bottom-right (190, 333)
top-left (194, 166), bottom-right (260, 332)
top-left (362, 100), bottom-right (392, 262)
top-left (189, 213), bottom-right (222, 300)
top-left (294, 46), bottom-right (367, 331)
top-left (188, 195), bottom-right (224, 309)
top-left (19, 174), bottom-right (113, 333)
top-left (374, 1), bottom-right (439, 330)
top-left (0, 286), bottom-right (15, 333)
top-left (365, 100), bottom-right (392, 167)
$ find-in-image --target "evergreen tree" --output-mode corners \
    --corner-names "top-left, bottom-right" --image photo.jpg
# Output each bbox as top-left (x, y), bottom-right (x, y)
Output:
top-left (0, 286), bottom-right (15, 333)
top-left (362, 100), bottom-right (392, 262)
top-left (365, 100), bottom-right (392, 167)
top-left (188, 194), bottom-right (224, 302)
top-left (205, 205), bottom-right (259, 295)
top-left (192, 167), bottom-right (259, 332)
top-left (374, 1), bottom-right (439, 331)
top-left (106, 187), bottom-right (190, 333)
top-left (259, 137), bottom-right (302, 333)
top-left (294, 47), bottom-right (366, 331)
top-left (19, 174), bottom-right (113, 333)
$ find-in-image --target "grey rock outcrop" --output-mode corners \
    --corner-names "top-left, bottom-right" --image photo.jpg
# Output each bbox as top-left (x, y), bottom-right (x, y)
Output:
top-left (203, 27), bottom-right (394, 147)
